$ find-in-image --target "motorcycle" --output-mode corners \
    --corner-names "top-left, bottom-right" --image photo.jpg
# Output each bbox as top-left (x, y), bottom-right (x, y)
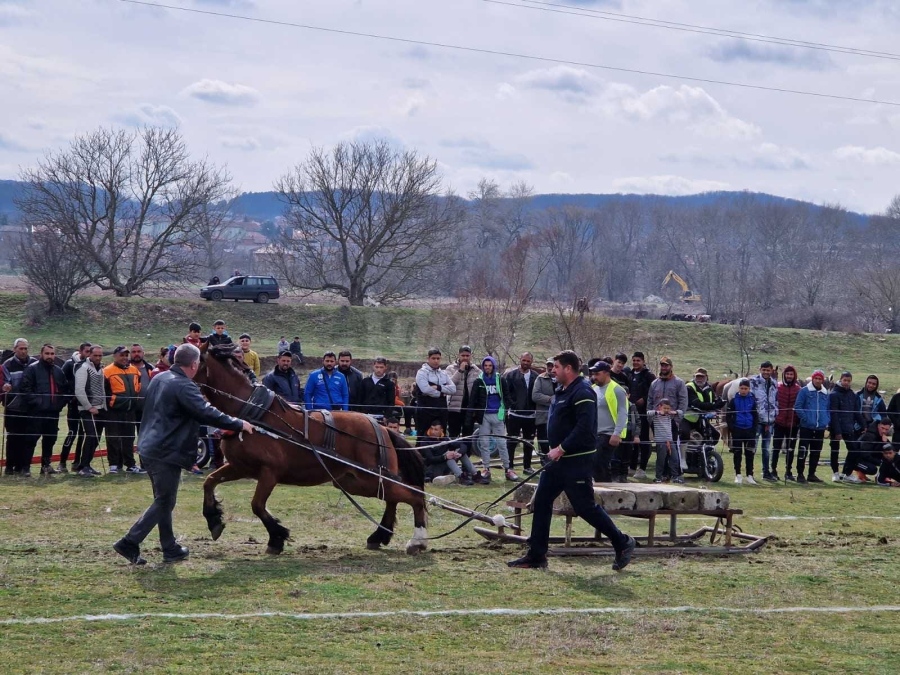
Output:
top-left (682, 413), bottom-right (724, 482)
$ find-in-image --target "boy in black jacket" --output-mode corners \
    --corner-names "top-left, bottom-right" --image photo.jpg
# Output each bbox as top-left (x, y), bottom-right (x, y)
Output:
top-left (417, 420), bottom-right (475, 485)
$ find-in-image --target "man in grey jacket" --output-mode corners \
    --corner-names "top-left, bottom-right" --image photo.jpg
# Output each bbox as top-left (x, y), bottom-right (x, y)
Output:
top-left (646, 357), bottom-right (688, 459)
top-left (531, 359), bottom-right (556, 464)
top-left (114, 344), bottom-right (254, 565)
top-left (73, 345), bottom-right (106, 476)
top-left (749, 361), bottom-right (779, 482)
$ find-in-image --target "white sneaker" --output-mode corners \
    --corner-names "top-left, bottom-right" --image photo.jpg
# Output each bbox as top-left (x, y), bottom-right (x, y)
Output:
top-left (734, 475), bottom-right (743, 485)
top-left (432, 475), bottom-right (457, 486)
top-left (126, 466), bottom-right (147, 474)
top-left (744, 475), bottom-right (758, 485)
top-left (842, 473), bottom-right (863, 484)
top-left (633, 469), bottom-right (647, 480)
top-left (108, 465), bottom-right (119, 474)
top-left (832, 472), bottom-right (843, 482)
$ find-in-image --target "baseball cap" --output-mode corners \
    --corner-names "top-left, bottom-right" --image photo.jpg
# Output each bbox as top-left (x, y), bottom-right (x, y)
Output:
top-left (113, 345), bottom-right (129, 355)
top-left (588, 361), bottom-right (611, 373)
top-left (659, 356), bottom-right (673, 366)
top-left (695, 368), bottom-right (708, 377)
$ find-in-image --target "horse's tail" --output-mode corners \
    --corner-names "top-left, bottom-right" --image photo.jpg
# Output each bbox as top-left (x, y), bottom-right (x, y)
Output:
top-left (389, 430), bottom-right (425, 489)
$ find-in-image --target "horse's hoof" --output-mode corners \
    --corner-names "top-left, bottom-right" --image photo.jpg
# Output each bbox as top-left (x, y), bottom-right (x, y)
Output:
top-left (265, 546), bottom-right (283, 555)
top-left (366, 541), bottom-right (382, 551)
top-left (405, 541), bottom-right (427, 556)
top-left (209, 523), bottom-right (225, 541)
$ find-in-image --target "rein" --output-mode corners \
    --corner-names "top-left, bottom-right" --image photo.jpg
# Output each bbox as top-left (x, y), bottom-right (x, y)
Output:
top-left (198, 380), bottom-right (545, 541)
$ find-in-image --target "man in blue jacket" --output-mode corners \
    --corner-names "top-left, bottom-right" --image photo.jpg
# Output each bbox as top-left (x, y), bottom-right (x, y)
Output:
top-left (794, 369), bottom-right (831, 484)
top-left (303, 351), bottom-right (349, 411)
top-left (262, 351), bottom-right (302, 404)
top-left (114, 343), bottom-right (253, 565)
top-left (508, 350), bottom-right (635, 572)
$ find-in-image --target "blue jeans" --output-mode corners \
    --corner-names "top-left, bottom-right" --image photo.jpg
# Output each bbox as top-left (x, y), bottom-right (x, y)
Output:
top-left (756, 422), bottom-right (774, 475)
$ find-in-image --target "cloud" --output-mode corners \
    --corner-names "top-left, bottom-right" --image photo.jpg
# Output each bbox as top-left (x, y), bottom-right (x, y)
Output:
top-left (220, 136), bottom-right (261, 151)
top-left (513, 65), bottom-right (602, 101)
top-left (0, 2), bottom-right (30, 27)
top-left (398, 93), bottom-right (425, 117)
top-left (833, 145), bottom-right (900, 165)
top-left (612, 175), bottom-right (730, 196)
top-left (0, 132), bottom-right (30, 152)
top-left (707, 41), bottom-right (833, 70)
top-left (193, 0), bottom-right (255, 8)
top-left (339, 125), bottom-right (405, 149)
top-left (496, 83), bottom-right (516, 100)
top-left (661, 143), bottom-right (811, 171)
top-left (440, 137), bottom-right (533, 170)
top-left (402, 77), bottom-right (430, 90)
top-left (182, 79), bottom-right (259, 106)
top-left (602, 83), bottom-right (761, 140)
top-left (114, 103), bottom-right (182, 128)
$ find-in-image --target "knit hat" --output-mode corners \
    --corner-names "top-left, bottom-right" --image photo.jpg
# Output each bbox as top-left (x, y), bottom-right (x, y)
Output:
top-left (811, 369), bottom-right (826, 380)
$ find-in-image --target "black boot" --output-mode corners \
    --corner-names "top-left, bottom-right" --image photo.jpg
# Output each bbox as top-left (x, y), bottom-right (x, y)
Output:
top-left (807, 450), bottom-right (823, 482)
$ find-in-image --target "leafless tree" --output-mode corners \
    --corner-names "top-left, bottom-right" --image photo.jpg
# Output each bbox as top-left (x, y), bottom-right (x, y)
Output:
top-left (852, 211), bottom-right (900, 332)
top-left (14, 226), bottom-right (91, 314)
top-left (273, 140), bottom-right (464, 305)
top-left (187, 195), bottom-right (242, 282)
top-left (16, 126), bottom-right (231, 296)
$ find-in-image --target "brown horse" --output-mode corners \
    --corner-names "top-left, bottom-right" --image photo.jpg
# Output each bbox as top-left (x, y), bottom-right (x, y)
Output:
top-left (194, 346), bottom-right (428, 555)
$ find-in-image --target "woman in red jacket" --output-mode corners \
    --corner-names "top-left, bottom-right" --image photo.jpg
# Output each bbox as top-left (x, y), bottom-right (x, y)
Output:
top-left (773, 365), bottom-right (801, 481)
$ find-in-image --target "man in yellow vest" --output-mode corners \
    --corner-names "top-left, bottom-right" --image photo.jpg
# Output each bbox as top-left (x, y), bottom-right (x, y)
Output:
top-left (589, 359), bottom-right (629, 483)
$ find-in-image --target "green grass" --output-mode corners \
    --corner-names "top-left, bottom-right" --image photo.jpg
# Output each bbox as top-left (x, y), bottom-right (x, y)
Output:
top-left (1, 465), bottom-right (899, 673)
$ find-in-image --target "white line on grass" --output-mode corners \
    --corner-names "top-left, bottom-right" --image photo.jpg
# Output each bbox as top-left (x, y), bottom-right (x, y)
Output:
top-left (3, 606), bottom-right (900, 626)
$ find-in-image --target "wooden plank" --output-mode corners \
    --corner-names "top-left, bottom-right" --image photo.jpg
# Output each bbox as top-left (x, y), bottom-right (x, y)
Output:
top-left (621, 483), bottom-right (699, 511)
top-left (513, 481), bottom-right (637, 513)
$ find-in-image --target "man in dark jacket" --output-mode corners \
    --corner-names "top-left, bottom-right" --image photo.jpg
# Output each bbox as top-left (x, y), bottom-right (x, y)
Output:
top-left (130, 343), bottom-right (154, 435)
top-left (830, 372), bottom-right (865, 483)
top-left (262, 352), bottom-right (302, 404)
top-left (629, 351), bottom-right (656, 478)
top-left (20, 344), bottom-right (70, 475)
top-left (850, 418), bottom-right (893, 483)
top-left (359, 357), bottom-right (395, 418)
top-left (502, 352), bottom-right (540, 471)
top-left (205, 320), bottom-right (233, 348)
top-left (508, 350), bottom-right (635, 572)
top-left (114, 343), bottom-right (253, 565)
top-left (2, 338), bottom-right (37, 475)
top-left (337, 350), bottom-right (365, 411)
top-left (58, 342), bottom-right (91, 473)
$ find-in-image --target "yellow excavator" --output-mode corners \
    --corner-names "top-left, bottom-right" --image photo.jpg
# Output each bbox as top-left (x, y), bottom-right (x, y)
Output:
top-left (661, 270), bottom-right (702, 303)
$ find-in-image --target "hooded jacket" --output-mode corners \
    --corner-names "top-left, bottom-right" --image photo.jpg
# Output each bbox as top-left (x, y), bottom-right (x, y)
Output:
top-left (775, 366), bottom-right (801, 428)
top-left (857, 376), bottom-right (887, 428)
top-left (472, 356), bottom-right (505, 423)
top-left (749, 373), bottom-right (779, 425)
top-left (795, 381), bottom-right (830, 430)
top-left (727, 392), bottom-right (758, 431)
top-left (829, 383), bottom-right (864, 438)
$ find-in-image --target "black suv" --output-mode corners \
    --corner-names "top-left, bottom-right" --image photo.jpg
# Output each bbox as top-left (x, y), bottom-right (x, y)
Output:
top-left (200, 276), bottom-right (280, 303)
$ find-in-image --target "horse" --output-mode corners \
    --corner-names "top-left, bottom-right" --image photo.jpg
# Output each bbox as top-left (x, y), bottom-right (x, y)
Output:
top-left (194, 346), bottom-right (429, 556)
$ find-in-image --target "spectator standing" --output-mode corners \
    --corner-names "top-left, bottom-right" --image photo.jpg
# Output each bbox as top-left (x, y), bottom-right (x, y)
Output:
top-left (277, 336), bottom-right (290, 354)
top-left (238, 334), bottom-right (261, 377)
top-left (749, 361), bottom-right (779, 482)
top-left (444, 345), bottom-right (481, 443)
top-left (507, 350), bottom-right (635, 571)
top-left (104, 345), bottom-right (144, 474)
top-left (773, 365), bottom-right (802, 481)
top-left (130, 344), bottom-right (154, 436)
top-left (726, 379), bottom-right (759, 485)
top-left (589, 360), bottom-right (629, 483)
top-left (472, 355), bottom-right (516, 483)
top-left (857, 375), bottom-right (887, 431)
top-left (831, 372), bottom-right (865, 483)
top-left (502, 352), bottom-right (540, 472)
top-left (113, 343), bottom-right (253, 566)
top-left (289, 337), bottom-right (305, 365)
top-left (610, 353), bottom-right (632, 389)
top-left (359, 357), bottom-right (395, 418)
top-left (154, 347), bottom-right (171, 374)
top-left (794, 369), bottom-right (831, 484)
top-left (337, 351), bottom-right (364, 411)
top-left (887, 390), bottom-right (900, 445)
top-left (648, 398), bottom-right (682, 483)
top-left (206, 320), bottom-right (233, 348)
top-left (531, 358), bottom-right (556, 462)
top-left (1, 339), bottom-right (37, 475)
top-left (20, 344), bottom-right (70, 475)
top-left (73, 345), bottom-right (106, 476)
top-left (647, 357), bottom-right (688, 442)
top-left (629, 351), bottom-right (656, 479)
top-left (58, 342), bottom-right (92, 473)
top-left (263, 351), bottom-right (302, 405)
top-left (303, 351), bottom-right (348, 411)
top-left (414, 348), bottom-right (455, 433)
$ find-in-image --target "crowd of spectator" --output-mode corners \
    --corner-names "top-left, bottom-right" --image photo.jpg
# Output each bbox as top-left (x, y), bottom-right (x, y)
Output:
top-left (3, 326), bottom-right (899, 490)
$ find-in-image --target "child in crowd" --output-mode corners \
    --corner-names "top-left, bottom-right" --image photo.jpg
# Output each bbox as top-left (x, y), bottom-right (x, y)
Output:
top-left (877, 443), bottom-right (900, 486)
top-left (727, 379), bottom-right (759, 485)
top-left (648, 398), bottom-right (683, 484)
top-left (416, 420), bottom-right (475, 486)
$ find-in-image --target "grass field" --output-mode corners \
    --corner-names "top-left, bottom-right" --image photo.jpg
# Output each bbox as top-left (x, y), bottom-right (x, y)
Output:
top-left (1, 464), bottom-right (899, 674)
top-left (1, 291), bottom-right (900, 673)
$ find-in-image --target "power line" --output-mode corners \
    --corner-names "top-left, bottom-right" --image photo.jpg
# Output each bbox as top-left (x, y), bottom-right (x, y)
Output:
top-left (510, 0), bottom-right (900, 61)
top-left (116, 0), bottom-right (900, 107)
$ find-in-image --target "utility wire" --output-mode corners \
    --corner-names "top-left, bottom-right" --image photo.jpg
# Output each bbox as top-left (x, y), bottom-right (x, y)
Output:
top-left (511, 0), bottom-right (900, 61)
top-left (116, 0), bottom-right (900, 107)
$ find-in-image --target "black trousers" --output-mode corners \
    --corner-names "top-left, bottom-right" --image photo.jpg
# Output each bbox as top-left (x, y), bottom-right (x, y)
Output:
top-left (59, 403), bottom-right (85, 467)
top-left (832, 436), bottom-right (857, 474)
top-left (772, 424), bottom-right (799, 473)
top-left (730, 427), bottom-right (756, 476)
top-left (4, 413), bottom-right (32, 474)
top-left (415, 404), bottom-right (447, 436)
top-left (26, 414), bottom-right (60, 468)
top-left (536, 423), bottom-right (549, 458)
top-left (797, 427), bottom-right (825, 477)
top-left (528, 453), bottom-right (628, 559)
top-left (506, 416), bottom-right (537, 469)
top-left (124, 457), bottom-right (182, 553)
top-left (105, 410), bottom-right (136, 468)
top-left (447, 410), bottom-right (475, 455)
top-left (78, 410), bottom-right (105, 470)
top-left (635, 406), bottom-right (652, 470)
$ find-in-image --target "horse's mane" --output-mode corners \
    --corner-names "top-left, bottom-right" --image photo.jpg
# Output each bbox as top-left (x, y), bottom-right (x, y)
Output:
top-left (208, 344), bottom-right (239, 361)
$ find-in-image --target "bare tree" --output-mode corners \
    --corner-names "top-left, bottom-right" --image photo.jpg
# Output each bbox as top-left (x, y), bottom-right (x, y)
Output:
top-left (14, 226), bottom-right (91, 314)
top-left (273, 140), bottom-right (464, 305)
top-left (16, 126), bottom-right (232, 296)
top-left (852, 212), bottom-right (900, 332)
top-left (188, 196), bottom-right (242, 282)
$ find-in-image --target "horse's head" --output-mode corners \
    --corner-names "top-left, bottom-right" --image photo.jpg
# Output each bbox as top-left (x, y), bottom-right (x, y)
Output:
top-left (196, 343), bottom-right (250, 391)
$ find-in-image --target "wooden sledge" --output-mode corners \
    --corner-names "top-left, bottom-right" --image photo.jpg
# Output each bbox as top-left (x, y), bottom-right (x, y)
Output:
top-left (474, 482), bottom-right (766, 556)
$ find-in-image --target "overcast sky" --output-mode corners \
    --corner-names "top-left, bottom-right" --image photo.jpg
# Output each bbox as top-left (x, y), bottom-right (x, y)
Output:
top-left (1, 0), bottom-right (899, 212)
